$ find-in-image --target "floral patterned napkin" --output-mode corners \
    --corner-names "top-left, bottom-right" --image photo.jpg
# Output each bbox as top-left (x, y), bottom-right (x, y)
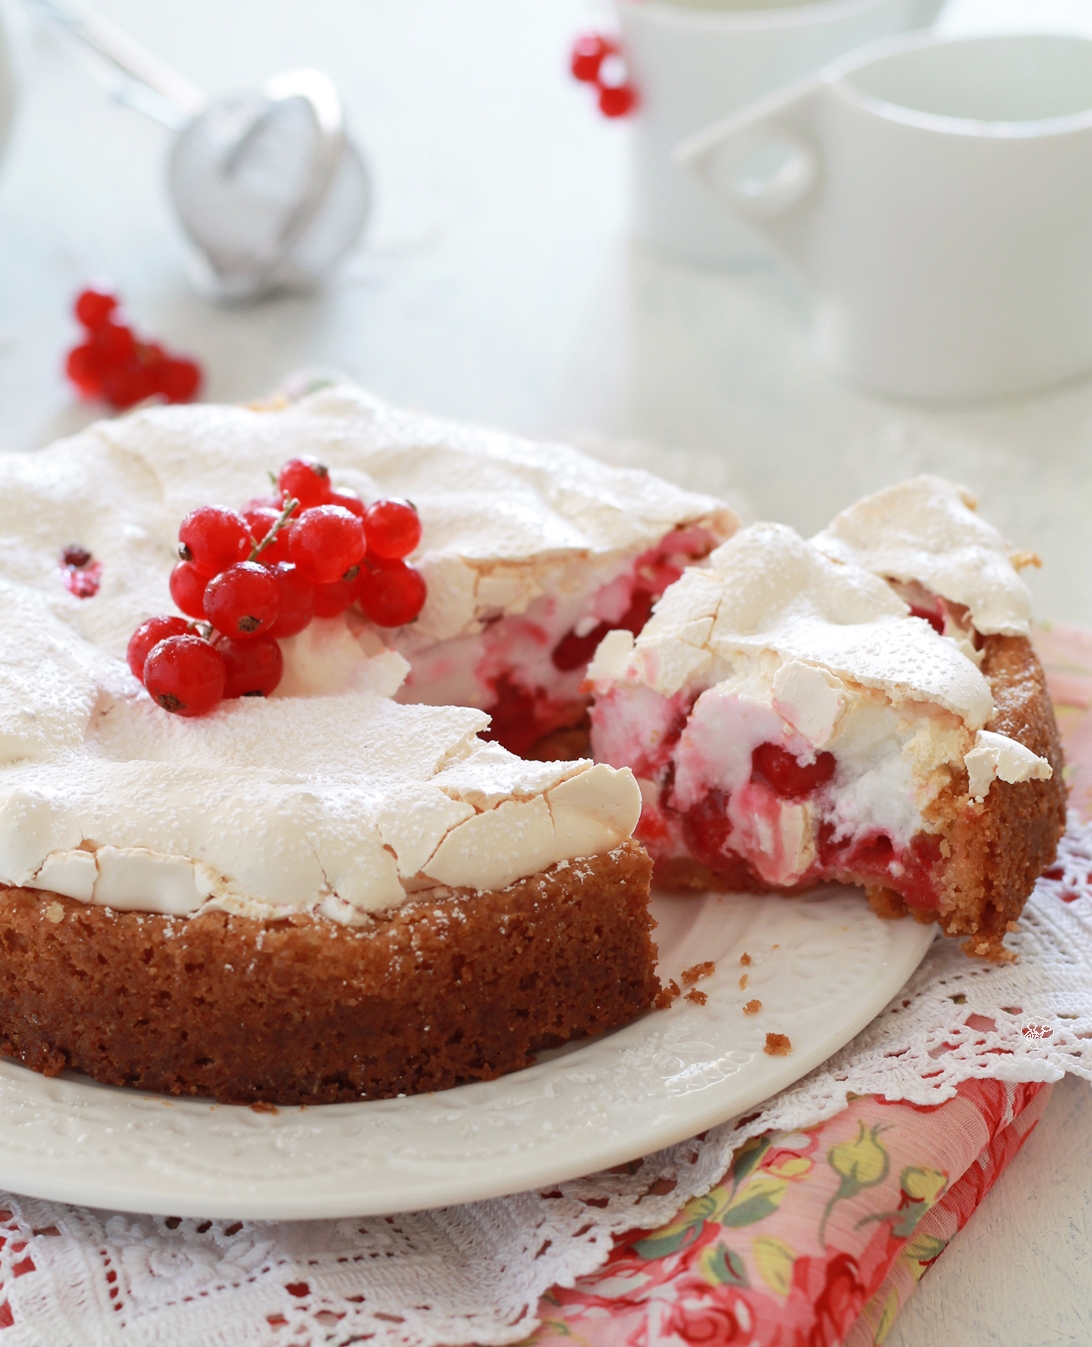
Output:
top-left (526, 623), bottom-right (1092, 1347)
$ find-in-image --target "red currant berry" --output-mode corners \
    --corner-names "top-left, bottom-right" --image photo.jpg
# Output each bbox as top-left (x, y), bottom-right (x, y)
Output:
top-left (312, 574), bottom-right (359, 618)
top-left (65, 342), bottom-right (102, 396)
top-left (288, 504), bottom-right (366, 585)
top-left (169, 560), bottom-right (210, 619)
top-left (74, 288), bottom-right (118, 331)
top-left (214, 634), bottom-right (284, 698)
top-left (277, 457), bottom-right (332, 511)
top-left (268, 562), bottom-right (315, 638)
top-left (127, 615), bottom-right (190, 682)
top-left (155, 357), bottom-right (202, 403)
top-left (178, 505), bottom-right (252, 576)
top-left (570, 32), bottom-right (615, 83)
top-left (204, 561), bottom-right (280, 640)
top-left (328, 488), bottom-right (365, 518)
top-left (244, 507), bottom-right (294, 565)
top-left (597, 79), bottom-right (637, 119)
top-left (357, 559), bottom-right (427, 627)
top-left (144, 635), bottom-right (225, 717)
top-left (363, 498), bottom-right (422, 560)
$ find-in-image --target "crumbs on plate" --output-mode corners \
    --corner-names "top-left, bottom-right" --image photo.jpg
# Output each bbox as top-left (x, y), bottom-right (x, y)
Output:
top-left (681, 961), bottom-right (715, 986)
top-left (743, 999), bottom-right (762, 1015)
top-left (764, 1033), bottom-right (792, 1057)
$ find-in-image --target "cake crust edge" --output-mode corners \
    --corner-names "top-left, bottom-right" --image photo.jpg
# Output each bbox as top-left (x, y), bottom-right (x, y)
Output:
top-left (0, 841), bottom-right (658, 1106)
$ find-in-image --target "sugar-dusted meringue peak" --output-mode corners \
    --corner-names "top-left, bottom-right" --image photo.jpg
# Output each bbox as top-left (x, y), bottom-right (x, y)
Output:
top-left (811, 475), bottom-right (1033, 637)
top-left (591, 521), bottom-right (997, 730)
top-left (0, 385), bottom-right (674, 920)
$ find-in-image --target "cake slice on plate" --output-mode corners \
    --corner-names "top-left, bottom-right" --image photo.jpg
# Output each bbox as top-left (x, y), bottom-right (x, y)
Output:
top-left (587, 477), bottom-right (1066, 958)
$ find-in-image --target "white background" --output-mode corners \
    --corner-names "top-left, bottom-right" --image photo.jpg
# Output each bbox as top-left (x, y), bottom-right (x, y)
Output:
top-left (1, 1), bottom-right (1091, 1342)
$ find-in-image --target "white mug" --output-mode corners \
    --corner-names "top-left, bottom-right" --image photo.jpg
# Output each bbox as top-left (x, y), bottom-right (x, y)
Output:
top-left (614, 0), bottom-right (943, 268)
top-left (679, 31), bottom-right (1092, 401)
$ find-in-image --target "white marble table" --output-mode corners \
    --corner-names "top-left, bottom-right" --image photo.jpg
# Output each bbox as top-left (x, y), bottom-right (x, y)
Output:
top-left (1, 0), bottom-right (1090, 1341)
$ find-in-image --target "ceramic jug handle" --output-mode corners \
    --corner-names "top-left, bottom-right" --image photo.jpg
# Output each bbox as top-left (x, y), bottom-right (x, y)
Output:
top-left (675, 76), bottom-right (822, 222)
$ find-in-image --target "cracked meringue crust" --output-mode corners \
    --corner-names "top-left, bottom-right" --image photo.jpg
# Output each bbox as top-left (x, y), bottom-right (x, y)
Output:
top-left (0, 842), bottom-right (656, 1106)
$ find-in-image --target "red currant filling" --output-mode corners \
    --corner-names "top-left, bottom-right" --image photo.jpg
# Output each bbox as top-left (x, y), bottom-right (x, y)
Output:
top-left (751, 742), bottom-right (835, 798)
top-left (552, 590), bottom-right (654, 673)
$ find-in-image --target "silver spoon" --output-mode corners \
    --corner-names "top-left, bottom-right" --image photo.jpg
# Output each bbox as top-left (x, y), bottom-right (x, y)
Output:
top-left (26, 0), bottom-right (373, 300)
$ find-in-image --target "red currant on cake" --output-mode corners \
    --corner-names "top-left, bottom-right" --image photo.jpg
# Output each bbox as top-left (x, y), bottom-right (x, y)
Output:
top-left (204, 561), bottom-right (281, 639)
top-left (363, 497), bottom-right (421, 560)
top-left (328, 488), bottom-right (365, 518)
top-left (214, 633), bottom-right (284, 698)
top-left (357, 558), bottom-right (427, 627)
top-left (143, 634), bottom-right (225, 717)
top-left (267, 562), bottom-right (315, 638)
top-left (169, 559), bottom-right (210, 619)
top-left (288, 505), bottom-right (366, 585)
top-left (277, 457), bottom-right (332, 511)
top-left (177, 505), bottom-right (252, 576)
top-left (127, 615), bottom-right (190, 681)
top-left (313, 574), bottom-right (360, 618)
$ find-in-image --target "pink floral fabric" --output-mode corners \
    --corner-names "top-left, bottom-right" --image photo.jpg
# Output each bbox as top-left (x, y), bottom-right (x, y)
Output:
top-left (529, 1079), bottom-right (1050, 1347)
top-left (527, 623), bottom-right (1091, 1347)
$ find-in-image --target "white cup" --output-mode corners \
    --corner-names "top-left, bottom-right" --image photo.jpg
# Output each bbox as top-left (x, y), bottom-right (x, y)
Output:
top-left (679, 31), bottom-right (1092, 401)
top-left (615, 0), bottom-right (943, 268)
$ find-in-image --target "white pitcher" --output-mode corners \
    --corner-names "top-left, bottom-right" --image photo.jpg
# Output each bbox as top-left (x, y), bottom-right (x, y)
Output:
top-left (615, 0), bottom-right (943, 268)
top-left (678, 31), bottom-right (1092, 401)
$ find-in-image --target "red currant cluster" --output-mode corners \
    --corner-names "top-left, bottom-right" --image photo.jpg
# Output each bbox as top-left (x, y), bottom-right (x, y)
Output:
top-left (66, 288), bottom-right (203, 411)
top-left (127, 457), bottom-right (427, 717)
top-left (570, 32), bottom-right (637, 118)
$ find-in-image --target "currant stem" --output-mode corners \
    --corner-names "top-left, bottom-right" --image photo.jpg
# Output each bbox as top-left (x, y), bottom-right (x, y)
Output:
top-left (250, 496), bottom-right (299, 562)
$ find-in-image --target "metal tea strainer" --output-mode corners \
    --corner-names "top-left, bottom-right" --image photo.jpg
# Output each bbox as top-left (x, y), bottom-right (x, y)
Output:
top-left (27, 0), bottom-right (373, 300)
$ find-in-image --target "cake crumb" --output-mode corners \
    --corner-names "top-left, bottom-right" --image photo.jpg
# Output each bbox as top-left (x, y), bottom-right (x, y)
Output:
top-left (655, 979), bottom-right (682, 1009)
top-left (684, 988), bottom-right (707, 1006)
top-left (739, 974), bottom-right (748, 990)
top-left (743, 999), bottom-right (762, 1015)
top-left (681, 961), bottom-right (715, 986)
top-left (44, 903), bottom-right (65, 925)
top-left (739, 953), bottom-right (751, 966)
top-left (249, 1101), bottom-right (278, 1114)
top-left (764, 1033), bottom-right (792, 1057)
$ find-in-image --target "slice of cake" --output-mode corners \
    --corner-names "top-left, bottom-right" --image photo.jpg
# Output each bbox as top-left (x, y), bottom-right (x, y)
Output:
top-left (587, 478), bottom-right (1066, 958)
top-left (95, 383), bottom-right (736, 754)
top-left (0, 387), bottom-right (688, 1104)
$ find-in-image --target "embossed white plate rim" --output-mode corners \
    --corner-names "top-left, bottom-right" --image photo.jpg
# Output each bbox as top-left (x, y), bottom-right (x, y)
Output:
top-left (0, 885), bottom-right (934, 1219)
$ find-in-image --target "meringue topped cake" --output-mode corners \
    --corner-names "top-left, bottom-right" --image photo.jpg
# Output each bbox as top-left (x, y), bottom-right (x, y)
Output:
top-left (0, 384), bottom-right (733, 1103)
top-left (587, 478), bottom-right (1065, 958)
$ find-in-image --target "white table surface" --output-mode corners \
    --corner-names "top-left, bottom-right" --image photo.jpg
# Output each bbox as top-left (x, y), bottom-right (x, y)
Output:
top-left (1, 0), bottom-right (1091, 1341)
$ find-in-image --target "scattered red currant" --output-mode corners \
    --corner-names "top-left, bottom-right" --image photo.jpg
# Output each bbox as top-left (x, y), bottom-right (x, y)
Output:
top-left (178, 505), bottom-right (252, 577)
top-left (268, 562), bottom-right (315, 638)
top-left (60, 543), bottom-right (103, 598)
top-left (169, 560), bottom-right (209, 619)
top-left (570, 32), bottom-right (616, 83)
top-left (357, 558), bottom-right (427, 627)
top-left (65, 286), bottom-right (203, 410)
top-left (127, 615), bottom-right (189, 681)
top-left (144, 635), bottom-right (225, 717)
top-left (204, 561), bottom-right (280, 640)
top-left (277, 457), bottom-right (331, 511)
top-left (289, 505), bottom-right (366, 585)
top-left (215, 634), bottom-right (284, 698)
top-left (363, 497), bottom-right (421, 560)
top-left (596, 53), bottom-right (637, 118)
top-left (74, 288), bottom-right (118, 331)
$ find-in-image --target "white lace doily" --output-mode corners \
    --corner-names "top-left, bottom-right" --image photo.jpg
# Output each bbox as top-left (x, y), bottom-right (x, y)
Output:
top-left (3, 816), bottom-right (1092, 1347)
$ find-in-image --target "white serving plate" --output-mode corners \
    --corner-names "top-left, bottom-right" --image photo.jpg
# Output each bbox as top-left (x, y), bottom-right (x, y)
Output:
top-left (0, 885), bottom-right (933, 1220)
